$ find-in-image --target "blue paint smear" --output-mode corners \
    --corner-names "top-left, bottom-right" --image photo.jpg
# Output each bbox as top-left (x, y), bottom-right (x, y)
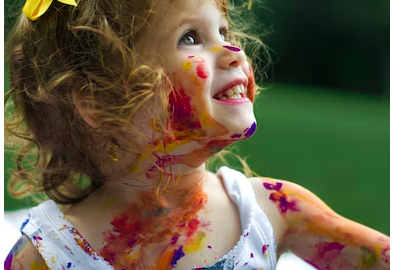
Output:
top-left (244, 122), bottom-right (256, 137)
top-left (171, 246), bottom-right (185, 267)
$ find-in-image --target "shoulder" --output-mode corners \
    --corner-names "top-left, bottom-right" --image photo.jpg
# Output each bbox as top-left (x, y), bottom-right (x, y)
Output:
top-left (247, 176), bottom-right (288, 255)
top-left (5, 234), bottom-right (49, 270)
top-left (248, 176), bottom-right (339, 252)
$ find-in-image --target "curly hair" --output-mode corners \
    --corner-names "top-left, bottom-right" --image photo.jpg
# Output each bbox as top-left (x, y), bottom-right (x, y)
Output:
top-left (5, 0), bottom-right (269, 205)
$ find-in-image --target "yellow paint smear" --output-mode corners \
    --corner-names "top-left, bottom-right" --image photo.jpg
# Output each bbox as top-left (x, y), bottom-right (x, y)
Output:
top-left (30, 260), bottom-right (48, 270)
top-left (182, 61), bottom-right (193, 70)
top-left (104, 198), bottom-right (118, 208)
top-left (183, 232), bottom-right (206, 253)
top-left (210, 47), bottom-right (222, 51)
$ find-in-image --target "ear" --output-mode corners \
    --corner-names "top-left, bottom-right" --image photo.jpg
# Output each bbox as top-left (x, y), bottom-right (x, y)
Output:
top-left (72, 91), bottom-right (100, 128)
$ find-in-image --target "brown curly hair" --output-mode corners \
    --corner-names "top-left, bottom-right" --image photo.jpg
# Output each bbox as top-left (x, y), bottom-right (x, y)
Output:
top-left (5, 0), bottom-right (269, 205)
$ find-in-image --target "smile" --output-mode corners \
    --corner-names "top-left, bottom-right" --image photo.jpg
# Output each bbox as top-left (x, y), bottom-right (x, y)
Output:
top-left (213, 84), bottom-right (246, 100)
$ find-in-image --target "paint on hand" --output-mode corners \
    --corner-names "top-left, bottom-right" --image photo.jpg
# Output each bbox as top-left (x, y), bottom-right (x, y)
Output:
top-left (223, 45), bottom-right (241, 52)
top-left (263, 182), bottom-right (299, 214)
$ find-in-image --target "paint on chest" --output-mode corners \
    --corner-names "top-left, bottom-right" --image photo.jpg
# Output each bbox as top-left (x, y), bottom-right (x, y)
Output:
top-left (99, 190), bottom-right (212, 269)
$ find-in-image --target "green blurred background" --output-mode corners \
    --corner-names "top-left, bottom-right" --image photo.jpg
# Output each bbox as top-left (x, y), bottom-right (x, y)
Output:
top-left (4, 0), bottom-right (389, 235)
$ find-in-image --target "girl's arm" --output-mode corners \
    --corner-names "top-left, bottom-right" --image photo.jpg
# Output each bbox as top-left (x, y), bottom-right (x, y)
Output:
top-left (250, 177), bottom-right (390, 270)
top-left (5, 234), bottom-right (49, 270)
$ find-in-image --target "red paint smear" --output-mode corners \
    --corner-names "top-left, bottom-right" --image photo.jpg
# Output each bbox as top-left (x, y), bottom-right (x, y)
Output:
top-left (100, 190), bottom-right (209, 269)
top-left (262, 244), bottom-right (269, 255)
top-left (315, 242), bottom-right (345, 261)
top-left (168, 87), bottom-right (201, 131)
top-left (305, 260), bottom-right (325, 270)
top-left (196, 63), bottom-right (208, 79)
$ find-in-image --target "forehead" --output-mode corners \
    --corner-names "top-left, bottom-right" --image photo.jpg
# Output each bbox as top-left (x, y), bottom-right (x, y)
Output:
top-left (153, 0), bottom-right (228, 35)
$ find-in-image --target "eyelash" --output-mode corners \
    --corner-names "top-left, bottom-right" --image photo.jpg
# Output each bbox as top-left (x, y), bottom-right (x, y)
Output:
top-left (178, 27), bottom-right (229, 46)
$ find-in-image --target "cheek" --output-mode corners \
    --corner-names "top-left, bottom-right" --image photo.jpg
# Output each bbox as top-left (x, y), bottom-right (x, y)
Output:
top-left (196, 62), bottom-right (209, 79)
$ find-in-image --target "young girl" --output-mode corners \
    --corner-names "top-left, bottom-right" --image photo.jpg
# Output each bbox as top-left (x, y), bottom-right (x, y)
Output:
top-left (5, 0), bottom-right (390, 269)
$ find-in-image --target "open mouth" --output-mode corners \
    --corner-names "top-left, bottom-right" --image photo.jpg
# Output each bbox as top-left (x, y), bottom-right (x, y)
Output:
top-left (213, 84), bottom-right (246, 100)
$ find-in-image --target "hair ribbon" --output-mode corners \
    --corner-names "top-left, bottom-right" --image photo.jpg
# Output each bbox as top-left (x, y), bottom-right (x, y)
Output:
top-left (22, 0), bottom-right (77, 21)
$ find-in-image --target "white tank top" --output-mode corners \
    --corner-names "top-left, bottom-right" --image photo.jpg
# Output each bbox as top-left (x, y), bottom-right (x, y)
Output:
top-left (20, 166), bottom-right (277, 269)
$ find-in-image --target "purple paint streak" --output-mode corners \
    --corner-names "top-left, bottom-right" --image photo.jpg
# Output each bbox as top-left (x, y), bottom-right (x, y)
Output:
top-left (223, 45), bottom-right (241, 52)
top-left (171, 246), bottom-right (185, 267)
top-left (4, 253), bottom-right (12, 270)
top-left (244, 122), bottom-right (256, 137)
top-left (263, 182), bottom-right (282, 191)
top-left (250, 253), bottom-right (254, 258)
top-left (278, 196), bottom-right (299, 213)
top-left (171, 234), bottom-right (180, 245)
top-left (231, 133), bottom-right (242, 138)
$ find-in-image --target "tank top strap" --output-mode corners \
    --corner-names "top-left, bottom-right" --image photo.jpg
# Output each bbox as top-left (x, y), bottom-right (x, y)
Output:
top-left (216, 166), bottom-right (256, 231)
top-left (20, 200), bottom-right (114, 270)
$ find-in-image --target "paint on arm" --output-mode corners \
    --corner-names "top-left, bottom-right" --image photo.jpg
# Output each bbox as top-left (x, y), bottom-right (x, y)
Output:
top-left (260, 178), bottom-right (390, 270)
top-left (5, 234), bottom-right (49, 270)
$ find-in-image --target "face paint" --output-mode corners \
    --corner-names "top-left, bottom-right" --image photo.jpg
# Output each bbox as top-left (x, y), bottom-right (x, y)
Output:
top-left (244, 122), bottom-right (257, 138)
top-left (210, 46), bottom-right (222, 51)
top-left (196, 63), bottom-right (208, 79)
top-left (223, 45), bottom-right (241, 52)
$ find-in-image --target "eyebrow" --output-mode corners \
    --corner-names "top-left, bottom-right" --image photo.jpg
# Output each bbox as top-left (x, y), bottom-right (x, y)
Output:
top-left (164, 14), bottom-right (228, 39)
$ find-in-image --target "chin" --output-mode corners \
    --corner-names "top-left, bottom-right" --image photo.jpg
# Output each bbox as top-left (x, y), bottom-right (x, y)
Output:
top-left (216, 112), bottom-right (257, 140)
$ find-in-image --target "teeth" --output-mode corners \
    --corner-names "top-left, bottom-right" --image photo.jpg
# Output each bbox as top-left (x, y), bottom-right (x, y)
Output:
top-left (216, 84), bottom-right (246, 100)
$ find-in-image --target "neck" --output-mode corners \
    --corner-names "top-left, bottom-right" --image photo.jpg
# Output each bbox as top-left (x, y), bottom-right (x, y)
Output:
top-left (102, 136), bottom-right (233, 208)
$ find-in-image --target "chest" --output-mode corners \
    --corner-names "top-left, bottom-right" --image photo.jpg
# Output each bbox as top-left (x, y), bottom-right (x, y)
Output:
top-left (66, 180), bottom-right (243, 269)
top-left (171, 193), bottom-right (242, 269)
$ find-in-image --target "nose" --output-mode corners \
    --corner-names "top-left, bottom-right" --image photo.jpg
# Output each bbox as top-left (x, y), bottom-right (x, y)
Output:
top-left (217, 45), bottom-right (247, 69)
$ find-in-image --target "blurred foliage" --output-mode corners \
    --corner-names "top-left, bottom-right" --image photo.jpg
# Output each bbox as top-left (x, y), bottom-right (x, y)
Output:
top-left (239, 0), bottom-right (389, 96)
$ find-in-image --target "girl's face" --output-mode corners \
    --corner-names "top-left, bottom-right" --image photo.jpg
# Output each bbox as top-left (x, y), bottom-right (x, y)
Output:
top-left (139, 0), bottom-right (257, 143)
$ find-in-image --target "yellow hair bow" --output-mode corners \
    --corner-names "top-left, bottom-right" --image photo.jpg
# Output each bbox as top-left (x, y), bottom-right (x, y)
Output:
top-left (22, 0), bottom-right (77, 21)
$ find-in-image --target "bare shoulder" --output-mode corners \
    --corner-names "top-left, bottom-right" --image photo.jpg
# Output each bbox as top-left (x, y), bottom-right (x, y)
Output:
top-left (247, 176), bottom-right (288, 255)
top-left (5, 234), bottom-right (49, 270)
top-left (247, 176), bottom-right (336, 255)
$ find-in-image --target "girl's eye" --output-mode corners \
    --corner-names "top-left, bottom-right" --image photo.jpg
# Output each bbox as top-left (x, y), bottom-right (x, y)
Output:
top-left (220, 27), bottom-right (229, 41)
top-left (178, 30), bottom-right (200, 46)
